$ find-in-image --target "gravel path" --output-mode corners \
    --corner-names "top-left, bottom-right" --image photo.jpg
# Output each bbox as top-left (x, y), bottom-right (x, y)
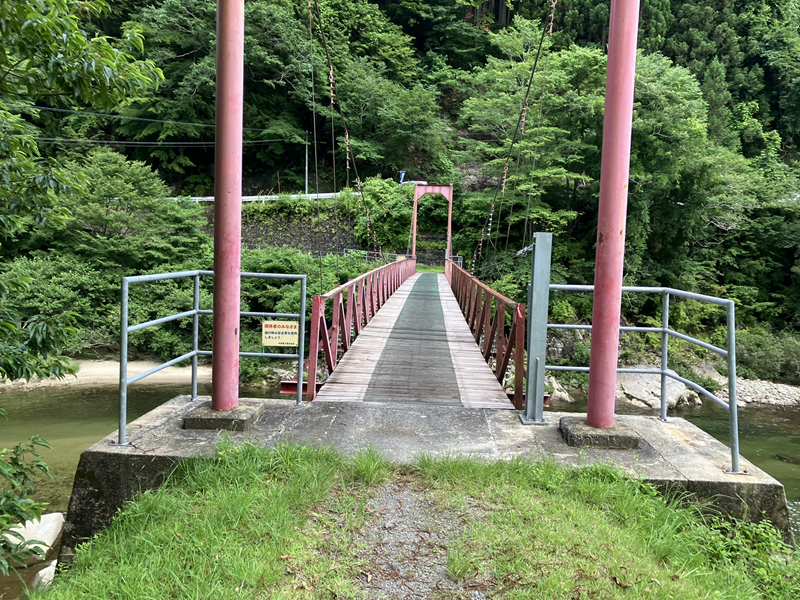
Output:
top-left (352, 478), bottom-right (488, 599)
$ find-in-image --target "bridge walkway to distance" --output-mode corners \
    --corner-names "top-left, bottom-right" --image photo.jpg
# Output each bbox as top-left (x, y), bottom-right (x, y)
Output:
top-left (313, 272), bottom-right (514, 409)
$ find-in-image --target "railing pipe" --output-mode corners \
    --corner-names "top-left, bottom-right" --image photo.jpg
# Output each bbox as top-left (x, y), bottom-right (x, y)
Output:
top-left (727, 301), bottom-right (741, 473)
top-left (660, 292), bottom-right (669, 422)
top-left (545, 283), bottom-right (741, 473)
top-left (128, 351), bottom-right (198, 385)
top-left (666, 329), bottom-right (728, 356)
top-left (118, 271), bottom-right (307, 442)
top-left (128, 310), bottom-right (198, 333)
top-left (296, 276), bottom-right (307, 405)
top-left (192, 274), bottom-right (200, 400)
top-left (117, 280), bottom-right (129, 446)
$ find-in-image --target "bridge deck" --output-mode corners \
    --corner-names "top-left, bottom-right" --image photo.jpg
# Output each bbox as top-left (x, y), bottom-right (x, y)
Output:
top-left (314, 272), bottom-right (514, 409)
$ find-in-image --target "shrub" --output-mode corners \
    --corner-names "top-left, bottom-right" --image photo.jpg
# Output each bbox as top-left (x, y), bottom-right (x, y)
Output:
top-left (736, 328), bottom-right (800, 384)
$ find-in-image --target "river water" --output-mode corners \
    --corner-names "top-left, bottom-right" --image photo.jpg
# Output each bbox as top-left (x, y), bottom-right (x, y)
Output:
top-left (0, 386), bottom-right (798, 532)
top-left (0, 384), bottom-right (280, 512)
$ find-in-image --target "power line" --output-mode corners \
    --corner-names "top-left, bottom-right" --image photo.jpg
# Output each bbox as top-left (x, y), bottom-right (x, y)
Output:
top-left (29, 136), bottom-right (286, 147)
top-left (13, 105), bottom-right (274, 133)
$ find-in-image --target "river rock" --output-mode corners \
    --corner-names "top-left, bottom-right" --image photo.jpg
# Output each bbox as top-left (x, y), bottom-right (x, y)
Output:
top-left (718, 378), bottom-right (800, 407)
top-left (3, 513), bottom-right (63, 566)
top-left (0, 513), bottom-right (63, 599)
top-left (615, 366), bottom-right (701, 410)
top-left (546, 374), bottom-right (575, 403)
top-left (546, 330), bottom-right (584, 362)
top-left (692, 361), bottom-right (728, 387)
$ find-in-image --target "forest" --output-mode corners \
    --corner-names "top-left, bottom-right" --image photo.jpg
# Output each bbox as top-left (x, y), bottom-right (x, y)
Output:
top-left (2, 0), bottom-right (800, 385)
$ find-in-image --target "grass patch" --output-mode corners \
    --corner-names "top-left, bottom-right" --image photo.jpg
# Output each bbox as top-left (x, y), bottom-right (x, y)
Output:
top-left (415, 263), bottom-right (445, 273)
top-left (38, 447), bottom-right (799, 599)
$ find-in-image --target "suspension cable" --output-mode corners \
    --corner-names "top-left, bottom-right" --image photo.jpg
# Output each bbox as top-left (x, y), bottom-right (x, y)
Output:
top-left (472, 0), bottom-right (556, 272)
top-left (310, 0), bottom-right (379, 253)
top-left (307, 0), bottom-right (324, 294)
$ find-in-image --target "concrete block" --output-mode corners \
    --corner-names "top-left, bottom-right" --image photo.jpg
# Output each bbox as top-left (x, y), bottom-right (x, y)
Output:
top-left (3, 513), bottom-right (64, 566)
top-left (183, 399), bottom-right (267, 431)
top-left (559, 416), bottom-right (640, 449)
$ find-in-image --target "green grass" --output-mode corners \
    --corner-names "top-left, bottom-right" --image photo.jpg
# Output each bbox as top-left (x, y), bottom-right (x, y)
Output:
top-left (37, 446), bottom-right (799, 599)
top-left (415, 263), bottom-right (445, 273)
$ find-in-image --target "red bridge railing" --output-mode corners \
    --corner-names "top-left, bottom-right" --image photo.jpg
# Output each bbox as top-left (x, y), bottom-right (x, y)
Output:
top-left (446, 260), bottom-right (526, 409)
top-left (306, 259), bottom-right (417, 400)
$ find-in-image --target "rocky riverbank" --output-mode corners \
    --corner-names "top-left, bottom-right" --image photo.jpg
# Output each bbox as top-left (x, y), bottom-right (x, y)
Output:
top-left (547, 365), bottom-right (800, 410)
top-left (718, 378), bottom-right (800, 407)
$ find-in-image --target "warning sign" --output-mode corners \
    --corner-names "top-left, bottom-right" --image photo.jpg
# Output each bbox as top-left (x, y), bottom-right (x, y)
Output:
top-left (262, 320), bottom-right (299, 347)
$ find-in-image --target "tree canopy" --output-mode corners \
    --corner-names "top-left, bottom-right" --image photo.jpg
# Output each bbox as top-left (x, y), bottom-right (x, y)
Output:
top-left (0, 0), bottom-right (160, 380)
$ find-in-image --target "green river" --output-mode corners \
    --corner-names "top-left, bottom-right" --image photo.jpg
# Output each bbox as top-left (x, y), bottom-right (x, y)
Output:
top-left (0, 385), bottom-right (798, 535)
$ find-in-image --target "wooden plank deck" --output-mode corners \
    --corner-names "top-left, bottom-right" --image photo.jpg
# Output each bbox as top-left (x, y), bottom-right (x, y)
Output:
top-left (313, 271), bottom-right (514, 409)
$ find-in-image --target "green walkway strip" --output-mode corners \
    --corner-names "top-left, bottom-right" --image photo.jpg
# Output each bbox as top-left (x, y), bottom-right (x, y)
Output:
top-left (366, 273), bottom-right (460, 404)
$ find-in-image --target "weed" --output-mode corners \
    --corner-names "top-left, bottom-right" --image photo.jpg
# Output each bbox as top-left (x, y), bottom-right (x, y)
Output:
top-left (446, 537), bottom-right (475, 581)
top-left (36, 449), bottom-right (800, 600)
top-left (350, 445), bottom-right (394, 487)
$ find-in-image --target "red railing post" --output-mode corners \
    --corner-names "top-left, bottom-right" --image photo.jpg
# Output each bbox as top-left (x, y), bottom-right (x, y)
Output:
top-left (306, 295), bottom-right (323, 401)
top-left (469, 284), bottom-right (482, 333)
top-left (514, 303), bottom-right (526, 410)
top-left (494, 300), bottom-right (506, 371)
top-left (330, 292), bottom-right (342, 359)
top-left (496, 312), bottom-right (516, 383)
top-left (474, 288), bottom-right (487, 342)
top-left (364, 273), bottom-right (373, 322)
top-left (481, 295), bottom-right (492, 353)
top-left (305, 260), bottom-right (417, 399)
top-left (485, 298), bottom-right (501, 362)
top-left (344, 285), bottom-right (354, 349)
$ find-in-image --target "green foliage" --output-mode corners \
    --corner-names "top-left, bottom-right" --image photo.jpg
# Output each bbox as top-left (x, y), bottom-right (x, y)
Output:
top-left (18, 148), bottom-right (211, 273)
top-left (736, 328), bottom-right (800, 384)
top-left (349, 446), bottom-right (393, 487)
top-left (0, 0), bottom-right (162, 242)
top-left (703, 516), bottom-right (800, 599)
top-left (0, 409), bottom-right (52, 577)
top-left (0, 0), bottom-right (161, 381)
top-left (353, 177), bottom-right (414, 251)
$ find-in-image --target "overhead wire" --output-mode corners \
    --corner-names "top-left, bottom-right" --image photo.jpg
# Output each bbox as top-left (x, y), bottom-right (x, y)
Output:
top-left (471, 0), bottom-right (556, 274)
top-left (311, 0), bottom-right (379, 254)
top-left (523, 1), bottom-right (557, 250)
top-left (522, 48), bottom-right (551, 249)
top-left (307, 0), bottom-right (324, 296)
top-left (28, 136), bottom-right (285, 147)
top-left (12, 104), bottom-right (273, 132)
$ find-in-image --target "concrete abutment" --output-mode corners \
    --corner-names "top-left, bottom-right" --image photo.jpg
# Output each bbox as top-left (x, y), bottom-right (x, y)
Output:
top-left (61, 397), bottom-right (794, 559)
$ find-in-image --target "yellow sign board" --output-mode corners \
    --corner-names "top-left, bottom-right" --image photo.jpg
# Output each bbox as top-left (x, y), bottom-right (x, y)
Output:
top-left (262, 320), bottom-right (299, 347)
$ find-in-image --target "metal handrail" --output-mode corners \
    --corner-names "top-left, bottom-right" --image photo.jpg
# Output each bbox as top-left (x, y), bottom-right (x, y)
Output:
top-left (117, 270), bottom-right (307, 445)
top-left (545, 284), bottom-right (741, 474)
top-left (446, 260), bottom-right (527, 409)
top-left (306, 259), bottom-right (417, 400)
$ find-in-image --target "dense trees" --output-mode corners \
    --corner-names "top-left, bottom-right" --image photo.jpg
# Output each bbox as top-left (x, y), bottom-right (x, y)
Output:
top-left (0, 0), bottom-right (160, 380)
top-left (3, 0), bottom-right (800, 379)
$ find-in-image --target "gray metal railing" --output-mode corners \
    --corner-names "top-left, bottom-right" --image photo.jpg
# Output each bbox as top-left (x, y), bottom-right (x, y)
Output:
top-left (521, 233), bottom-right (742, 474)
top-left (116, 270), bottom-right (307, 445)
top-left (546, 287), bottom-right (741, 474)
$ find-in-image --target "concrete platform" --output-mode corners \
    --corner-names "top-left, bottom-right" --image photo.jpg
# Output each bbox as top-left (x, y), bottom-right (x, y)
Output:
top-left (61, 396), bottom-right (793, 558)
